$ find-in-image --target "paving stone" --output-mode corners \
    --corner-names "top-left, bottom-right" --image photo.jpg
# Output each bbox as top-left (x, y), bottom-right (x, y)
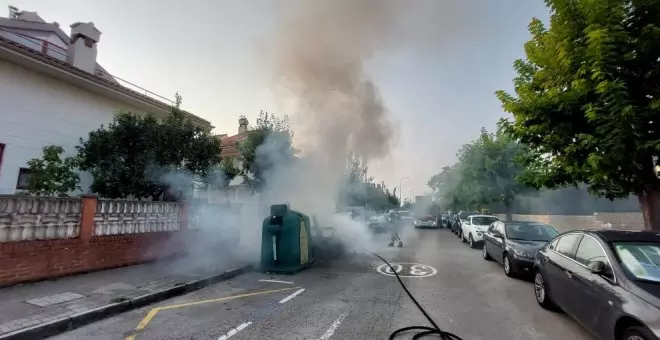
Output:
top-left (26, 292), bottom-right (85, 307)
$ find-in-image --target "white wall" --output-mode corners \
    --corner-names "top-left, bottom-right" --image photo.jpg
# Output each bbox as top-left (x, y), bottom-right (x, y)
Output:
top-left (0, 60), bottom-right (144, 194)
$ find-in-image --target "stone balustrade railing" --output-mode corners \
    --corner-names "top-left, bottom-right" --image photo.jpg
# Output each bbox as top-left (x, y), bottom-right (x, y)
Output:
top-left (0, 195), bottom-right (82, 242)
top-left (93, 199), bottom-right (182, 236)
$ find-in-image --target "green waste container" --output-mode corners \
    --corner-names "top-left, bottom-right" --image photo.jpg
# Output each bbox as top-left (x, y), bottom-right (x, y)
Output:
top-left (260, 204), bottom-right (315, 274)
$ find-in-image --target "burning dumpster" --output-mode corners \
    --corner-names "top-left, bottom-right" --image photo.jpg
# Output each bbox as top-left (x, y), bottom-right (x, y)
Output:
top-left (260, 204), bottom-right (315, 274)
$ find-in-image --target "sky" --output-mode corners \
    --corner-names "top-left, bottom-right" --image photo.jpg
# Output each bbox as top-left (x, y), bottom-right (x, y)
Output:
top-left (2, 0), bottom-right (550, 199)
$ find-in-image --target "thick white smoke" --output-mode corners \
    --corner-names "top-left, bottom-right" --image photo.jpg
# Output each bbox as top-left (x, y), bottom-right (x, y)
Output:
top-left (166, 0), bottom-right (482, 262)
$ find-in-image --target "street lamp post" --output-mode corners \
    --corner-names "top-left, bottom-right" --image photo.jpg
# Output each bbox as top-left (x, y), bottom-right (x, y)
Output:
top-left (399, 177), bottom-right (410, 207)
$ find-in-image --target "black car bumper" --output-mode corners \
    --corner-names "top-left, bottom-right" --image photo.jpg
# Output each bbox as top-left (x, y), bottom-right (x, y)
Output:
top-left (510, 256), bottom-right (535, 275)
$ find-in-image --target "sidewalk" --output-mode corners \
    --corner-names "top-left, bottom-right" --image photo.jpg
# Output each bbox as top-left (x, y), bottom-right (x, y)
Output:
top-left (0, 255), bottom-right (252, 340)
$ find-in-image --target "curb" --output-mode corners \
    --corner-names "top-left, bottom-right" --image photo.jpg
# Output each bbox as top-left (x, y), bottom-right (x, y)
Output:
top-left (0, 265), bottom-right (253, 340)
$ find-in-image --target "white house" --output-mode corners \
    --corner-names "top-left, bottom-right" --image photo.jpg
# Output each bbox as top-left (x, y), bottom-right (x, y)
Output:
top-left (0, 6), bottom-right (212, 194)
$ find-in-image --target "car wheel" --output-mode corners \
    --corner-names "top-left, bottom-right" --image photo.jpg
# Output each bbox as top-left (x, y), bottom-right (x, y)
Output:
top-left (621, 325), bottom-right (656, 340)
top-left (483, 244), bottom-right (492, 261)
top-left (534, 271), bottom-right (558, 311)
top-left (461, 231), bottom-right (467, 243)
top-left (503, 253), bottom-right (514, 277)
top-left (469, 235), bottom-right (477, 248)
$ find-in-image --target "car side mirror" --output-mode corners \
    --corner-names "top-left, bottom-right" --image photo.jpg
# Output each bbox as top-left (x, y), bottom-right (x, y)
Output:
top-left (587, 261), bottom-right (607, 274)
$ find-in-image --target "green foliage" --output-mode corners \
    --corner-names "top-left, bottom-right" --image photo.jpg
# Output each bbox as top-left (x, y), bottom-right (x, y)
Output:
top-left (429, 127), bottom-right (533, 212)
top-left (238, 111), bottom-right (297, 191)
top-left (77, 94), bottom-right (223, 200)
top-left (496, 0), bottom-right (660, 200)
top-left (339, 153), bottom-right (400, 211)
top-left (26, 145), bottom-right (80, 196)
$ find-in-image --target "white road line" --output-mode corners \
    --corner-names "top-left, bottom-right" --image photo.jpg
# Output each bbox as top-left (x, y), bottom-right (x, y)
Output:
top-left (317, 312), bottom-right (348, 340)
top-left (218, 321), bottom-right (252, 340)
top-left (279, 288), bottom-right (306, 304)
top-left (259, 279), bottom-right (294, 285)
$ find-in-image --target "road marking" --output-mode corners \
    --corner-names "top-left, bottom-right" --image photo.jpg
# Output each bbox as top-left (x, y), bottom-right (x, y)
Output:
top-left (317, 312), bottom-right (348, 340)
top-left (125, 287), bottom-right (297, 340)
top-left (279, 288), bottom-right (305, 304)
top-left (375, 263), bottom-right (438, 278)
top-left (259, 279), bottom-right (294, 285)
top-left (218, 321), bottom-right (252, 340)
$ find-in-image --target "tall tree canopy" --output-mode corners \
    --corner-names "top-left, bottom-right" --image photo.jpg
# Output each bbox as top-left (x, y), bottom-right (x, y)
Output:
top-left (339, 152), bottom-right (400, 211)
top-left (77, 94), bottom-right (223, 200)
top-left (496, 0), bottom-right (660, 229)
top-left (238, 111), bottom-right (297, 191)
top-left (429, 127), bottom-right (532, 218)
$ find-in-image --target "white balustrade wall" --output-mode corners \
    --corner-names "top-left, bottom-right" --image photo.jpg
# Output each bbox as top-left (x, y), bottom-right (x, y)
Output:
top-left (93, 199), bottom-right (182, 236)
top-left (0, 196), bottom-right (82, 242)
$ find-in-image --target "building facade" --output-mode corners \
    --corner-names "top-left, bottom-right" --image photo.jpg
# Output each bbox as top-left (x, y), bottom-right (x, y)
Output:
top-left (217, 117), bottom-right (251, 202)
top-left (0, 7), bottom-right (212, 194)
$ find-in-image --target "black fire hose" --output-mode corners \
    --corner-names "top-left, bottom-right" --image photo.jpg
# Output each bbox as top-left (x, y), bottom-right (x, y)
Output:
top-left (371, 252), bottom-right (463, 340)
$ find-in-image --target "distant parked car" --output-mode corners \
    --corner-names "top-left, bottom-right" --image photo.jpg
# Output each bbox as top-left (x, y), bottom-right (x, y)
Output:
top-left (455, 211), bottom-right (480, 239)
top-left (483, 221), bottom-right (558, 277)
top-left (397, 210), bottom-right (414, 226)
top-left (533, 229), bottom-right (660, 340)
top-left (449, 213), bottom-right (461, 235)
top-left (414, 214), bottom-right (439, 229)
top-left (367, 214), bottom-right (389, 233)
top-left (460, 215), bottom-right (499, 248)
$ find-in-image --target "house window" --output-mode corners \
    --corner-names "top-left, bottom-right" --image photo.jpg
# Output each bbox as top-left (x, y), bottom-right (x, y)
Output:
top-left (16, 168), bottom-right (32, 190)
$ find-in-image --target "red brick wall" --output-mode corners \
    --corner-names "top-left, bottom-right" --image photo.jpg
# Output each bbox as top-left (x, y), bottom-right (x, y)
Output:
top-left (0, 195), bottom-right (203, 287)
top-left (0, 231), bottom-right (198, 287)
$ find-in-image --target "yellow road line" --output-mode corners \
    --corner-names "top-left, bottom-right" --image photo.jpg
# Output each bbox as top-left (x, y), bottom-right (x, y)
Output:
top-left (125, 287), bottom-right (298, 340)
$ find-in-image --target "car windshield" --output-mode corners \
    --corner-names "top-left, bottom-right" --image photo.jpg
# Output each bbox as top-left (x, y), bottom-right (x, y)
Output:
top-left (472, 216), bottom-right (498, 225)
top-left (614, 242), bottom-right (660, 283)
top-left (504, 223), bottom-right (558, 241)
top-left (459, 212), bottom-right (479, 220)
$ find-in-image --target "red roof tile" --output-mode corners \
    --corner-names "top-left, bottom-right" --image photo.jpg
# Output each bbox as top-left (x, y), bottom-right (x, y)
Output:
top-left (220, 133), bottom-right (247, 158)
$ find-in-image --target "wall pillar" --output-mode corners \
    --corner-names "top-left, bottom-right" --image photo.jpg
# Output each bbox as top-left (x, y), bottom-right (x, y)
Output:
top-left (179, 201), bottom-right (189, 230)
top-left (79, 194), bottom-right (98, 242)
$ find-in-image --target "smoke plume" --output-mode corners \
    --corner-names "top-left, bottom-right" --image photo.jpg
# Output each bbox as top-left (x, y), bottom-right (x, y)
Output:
top-left (269, 0), bottom-right (400, 165)
top-left (254, 0), bottom-right (424, 252)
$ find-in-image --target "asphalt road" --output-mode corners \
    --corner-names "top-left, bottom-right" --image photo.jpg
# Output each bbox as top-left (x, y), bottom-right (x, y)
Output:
top-left (51, 228), bottom-right (595, 340)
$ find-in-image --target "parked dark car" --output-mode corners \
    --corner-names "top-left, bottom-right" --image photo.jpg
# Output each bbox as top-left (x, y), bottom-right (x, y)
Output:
top-left (533, 230), bottom-right (660, 340)
top-left (483, 221), bottom-right (558, 277)
top-left (451, 213), bottom-right (463, 234)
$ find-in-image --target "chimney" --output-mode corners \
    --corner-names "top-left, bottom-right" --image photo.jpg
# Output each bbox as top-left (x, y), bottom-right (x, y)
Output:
top-left (8, 6), bottom-right (18, 19)
top-left (67, 22), bottom-right (101, 74)
top-left (238, 116), bottom-right (248, 134)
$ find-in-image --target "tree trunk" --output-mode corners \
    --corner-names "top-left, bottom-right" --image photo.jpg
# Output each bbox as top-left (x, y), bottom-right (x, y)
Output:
top-left (504, 201), bottom-right (513, 221)
top-left (638, 190), bottom-right (660, 231)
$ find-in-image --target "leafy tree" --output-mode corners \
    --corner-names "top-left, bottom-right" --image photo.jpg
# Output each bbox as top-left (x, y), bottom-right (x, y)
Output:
top-left (153, 94), bottom-right (222, 198)
top-left (26, 145), bottom-right (80, 196)
top-left (430, 127), bottom-right (532, 218)
top-left (428, 165), bottom-right (465, 210)
top-left (238, 111), bottom-right (296, 191)
top-left (77, 112), bottom-right (161, 199)
top-left (458, 127), bottom-right (533, 219)
top-left (77, 94), bottom-right (223, 200)
top-left (337, 152), bottom-right (400, 211)
top-left (496, 0), bottom-right (660, 229)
